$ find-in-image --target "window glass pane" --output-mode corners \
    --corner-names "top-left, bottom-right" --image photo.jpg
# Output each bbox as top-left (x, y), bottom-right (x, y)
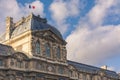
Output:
top-left (57, 47), bottom-right (61, 59)
top-left (45, 43), bottom-right (51, 57)
top-left (35, 41), bottom-right (40, 54)
top-left (16, 61), bottom-right (22, 68)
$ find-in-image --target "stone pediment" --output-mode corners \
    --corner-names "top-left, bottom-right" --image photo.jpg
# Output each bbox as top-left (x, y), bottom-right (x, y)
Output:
top-left (33, 30), bottom-right (66, 44)
top-left (11, 52), bottom-right (29, 61)
top-left (43, 32), bottom-right (56, 42)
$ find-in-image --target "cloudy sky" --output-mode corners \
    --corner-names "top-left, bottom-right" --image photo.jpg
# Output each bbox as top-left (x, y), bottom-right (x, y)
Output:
top-left (0, 0), bottom-right (120, 72)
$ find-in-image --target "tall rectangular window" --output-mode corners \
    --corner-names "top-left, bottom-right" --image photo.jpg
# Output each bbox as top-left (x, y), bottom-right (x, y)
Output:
top-left (35, 40), bottom-right (41, 54)
top-left (57, 47), bottom-right (61, 59)
top-left (45, 43), bottom-right (51, 57)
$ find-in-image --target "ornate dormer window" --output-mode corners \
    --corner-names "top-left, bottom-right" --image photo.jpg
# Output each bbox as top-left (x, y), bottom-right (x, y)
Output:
top-left (17, 61), bottom-right (22, 68)
top-left (57, 47), bottom-right (61, 59)
top-left (45, 43), bottom-right (51, 57)
top-left (35, 40), bottom-right (41, 54)
top-left (16, 59), bottom-right (23, 68)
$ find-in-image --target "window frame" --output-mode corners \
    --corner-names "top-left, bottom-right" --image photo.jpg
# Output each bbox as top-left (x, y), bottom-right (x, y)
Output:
top-left (45, 43), bottom-right (51, 58)
top-left (35, 40), bottom-right (41, 54)
top-left (56, 46), bottom-right (61, 59)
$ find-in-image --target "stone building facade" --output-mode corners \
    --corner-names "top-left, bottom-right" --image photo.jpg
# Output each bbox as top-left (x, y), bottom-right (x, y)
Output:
top-left (0, 13), bottom-right (119, 80)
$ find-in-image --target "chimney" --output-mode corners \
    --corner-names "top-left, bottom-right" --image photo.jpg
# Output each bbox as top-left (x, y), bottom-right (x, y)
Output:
top-left (6, 17), bottom-right (14, 40)
top-left (101, 65), bottom-right (107, 70)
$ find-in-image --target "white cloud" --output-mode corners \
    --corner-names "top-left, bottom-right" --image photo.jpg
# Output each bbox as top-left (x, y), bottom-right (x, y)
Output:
top-left (66, 0), bottom-right (120, 65)
top-left (88, 0), bottom-right (115, 26)
top-left (0, 0), bottom-right (44, 34)
top-left (50, 1), bottom-right (68, 22)
top-left (0, 0), bottom-right (20, 34)
top-left (49, 0), bottom-right (81, 34)
top-left (66, 25), bottom-right (120, 65)
top-left (24, 0), bottom-right (44, 17)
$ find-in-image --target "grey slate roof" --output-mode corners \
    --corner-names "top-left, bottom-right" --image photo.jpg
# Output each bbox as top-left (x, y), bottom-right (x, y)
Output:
top-left (11, 14), bottom-right (63, 39)
top-left (31, 15), bottom-right (62, 39)
top-left (68, 60), bottom-right (119, 78)
top-left (0, 43), bottom-right (14, 55)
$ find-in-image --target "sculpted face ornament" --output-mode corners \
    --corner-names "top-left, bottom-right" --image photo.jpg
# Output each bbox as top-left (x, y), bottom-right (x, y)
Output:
top-left (48, 66), bottom-right (53, 72)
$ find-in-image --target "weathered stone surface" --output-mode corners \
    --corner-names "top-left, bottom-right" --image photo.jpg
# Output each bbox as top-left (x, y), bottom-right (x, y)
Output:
top-left (0, 13), bottom-right (119, 80)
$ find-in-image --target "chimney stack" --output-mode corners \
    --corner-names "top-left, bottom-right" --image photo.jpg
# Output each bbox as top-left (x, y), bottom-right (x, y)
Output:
top-left (101, 65), bottom-right (107, 70)
top-left (6, 17), bottom-right (14, 40)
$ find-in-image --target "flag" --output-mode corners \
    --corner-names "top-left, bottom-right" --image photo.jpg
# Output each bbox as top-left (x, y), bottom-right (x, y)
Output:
top-left (29, 5), bottom-right (31, 8)
top-left (32, 6), bottom-right (35, 9)
top-left (29, 5), bottom-right (35, 9)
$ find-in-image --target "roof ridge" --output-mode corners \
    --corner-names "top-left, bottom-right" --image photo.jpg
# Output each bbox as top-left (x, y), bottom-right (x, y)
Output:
top-left (68, 60), bottom-right (117, 73)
